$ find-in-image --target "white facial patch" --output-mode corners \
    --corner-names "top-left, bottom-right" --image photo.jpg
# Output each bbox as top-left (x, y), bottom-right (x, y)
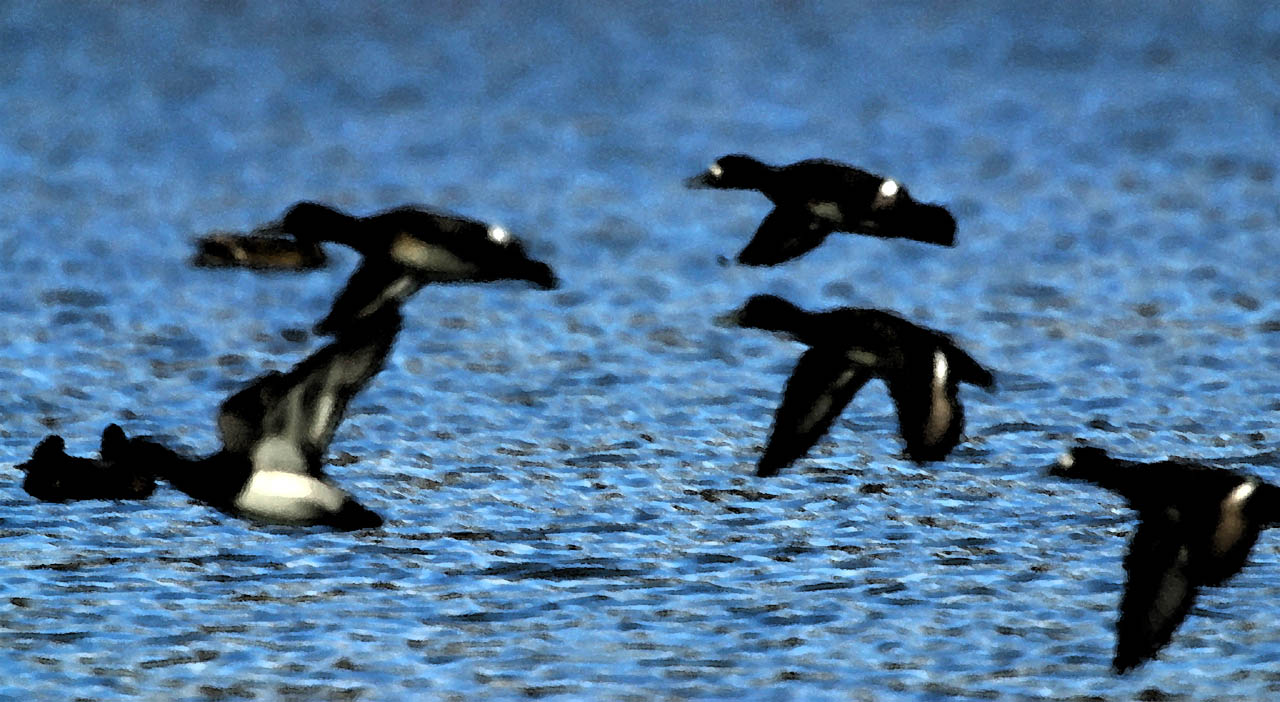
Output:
top-left (1056, 452), bottom-right (1075, 469)
top-left (487, 225), bottom-right (511, 245)
top-left (709, 163), bottom-right (723, 178)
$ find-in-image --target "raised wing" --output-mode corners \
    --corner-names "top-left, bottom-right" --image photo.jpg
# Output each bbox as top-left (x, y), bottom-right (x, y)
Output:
top-left (757, 348), bottom-right (872, 477)
top-left (1113, 518), bottom-right (1200, 673)
top-left (216, 309), bottom-right (401, 477)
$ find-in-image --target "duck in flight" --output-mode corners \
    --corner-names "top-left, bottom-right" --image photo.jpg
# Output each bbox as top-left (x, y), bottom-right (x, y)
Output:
top-left (19, 307), bottom-right (402, 530)
top-left (722, 294), bottom-right (994, 476)
top-left (247, 201), bottom-right (559, 335)
top-left (1049, 446), bottom-right (1280, 673)
top-left (686, 154), bottom-right (957, 265)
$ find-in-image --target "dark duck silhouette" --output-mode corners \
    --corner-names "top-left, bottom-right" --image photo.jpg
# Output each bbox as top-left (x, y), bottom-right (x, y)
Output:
top-left (263, 201), bottom-right (559, 334)
top-left (1049, 446), bottom-right (1280, 673)
top-left (51, 308), bottom-right (404, 530)
top-left (686, 154), bottom-right (956, 265)
top-left (722, 295), bottom-right (994, 476)
top-left (17, 424), bottom-right (155, 502)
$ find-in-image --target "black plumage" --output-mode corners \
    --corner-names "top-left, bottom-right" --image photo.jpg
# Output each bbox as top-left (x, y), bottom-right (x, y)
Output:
top-left (276, 201), bottom-right (559, 334)
top-left (724, 294), bottom-right (994, 476)
top-left (1049, 446), bottom-right (1280, 672)
top-left (687, 154), bottom-right (956, 265)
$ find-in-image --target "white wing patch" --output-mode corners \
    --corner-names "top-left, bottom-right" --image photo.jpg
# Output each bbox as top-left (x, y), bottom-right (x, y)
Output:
top-left (234, 471), bottom-right (348, 524)
top-left (924, 351), bottom-right (953, 445)
top-left (1214, 480), bottom-right (1257, 556)
top-left (933, 351), bottom-right (949, 385)
top-left (390, 234), bottom-right (474, 274)
top-left (310, 391), bottom-right (336, 443)
top-left (808, 200), bottom-right (842, 223)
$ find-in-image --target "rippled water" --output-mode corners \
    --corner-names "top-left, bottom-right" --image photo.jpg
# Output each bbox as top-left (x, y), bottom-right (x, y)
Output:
top-left (3, 2), bottom-right (1280, 700)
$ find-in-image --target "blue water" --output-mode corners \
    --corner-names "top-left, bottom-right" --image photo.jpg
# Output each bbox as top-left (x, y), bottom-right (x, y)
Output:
top-left (3, 2), bottom-right (1279, 699)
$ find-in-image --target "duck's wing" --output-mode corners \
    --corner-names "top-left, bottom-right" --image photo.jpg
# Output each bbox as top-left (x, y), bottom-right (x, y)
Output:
top-left (757, 348), bottom-right (872, 477)
top-left (736, 207), bottom-right (834, 266)
top-left (1112, 518), bottom-right (1201, 673)
top-left (885, 373), bottom-right (963, 464)
top-left (315, 259), bottom-right (422, 336)
top-left (216, 310), bottom-right (401, 477)
top-left (943, 344), bottom-right (996, 390)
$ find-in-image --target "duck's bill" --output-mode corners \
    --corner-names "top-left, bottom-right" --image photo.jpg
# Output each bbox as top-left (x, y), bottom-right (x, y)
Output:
top-left (684, 172), bottom-right (717, 189)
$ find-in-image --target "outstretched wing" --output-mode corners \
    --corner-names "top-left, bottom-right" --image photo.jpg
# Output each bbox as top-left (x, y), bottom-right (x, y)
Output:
top-left (216, 310), bottom-right (401, 477)
top-left (736, 207), bottom-right (834, 266)
top-left (1113, 519), bottom-right (1200, 673)
top-left (757, 348), bottom-right (872, 477)
top-left (315, 259), bottom-right (422, 336)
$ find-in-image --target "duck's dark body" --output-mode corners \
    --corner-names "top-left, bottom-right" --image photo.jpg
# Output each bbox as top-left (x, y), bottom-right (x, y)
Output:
top-left (725, 295), bottom-right (994, 476)
top-left (1050, 447), bottom-right (1280, 672)
top-left (278, 202), bottom-right (558, 334)
top-left (687, 155), bottom-right (956, 265)
top-left (17, 425), bottom-right (155, 502)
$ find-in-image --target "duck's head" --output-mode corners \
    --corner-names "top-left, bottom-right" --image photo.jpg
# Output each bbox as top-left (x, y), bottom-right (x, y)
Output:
top-left (685, 154), bottom-right (770, 190)
top-left (278, 201), bottom-right (359, 242)
top-left (1049, 445), bottom-right (1116, 480)
top-left (716, 294), bottom-right (807, 334)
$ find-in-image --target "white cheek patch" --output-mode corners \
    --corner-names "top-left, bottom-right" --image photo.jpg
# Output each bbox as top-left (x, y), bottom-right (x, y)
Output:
top-left (709, 163), bottom-right (723, 178)
top-left (487, 225), bottom-right (510, 245)
top-left (1057, 453), bottom-right (1075, 469)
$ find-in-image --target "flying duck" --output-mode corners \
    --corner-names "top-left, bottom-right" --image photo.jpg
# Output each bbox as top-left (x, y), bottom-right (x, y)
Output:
top-left (272, 201), bottom-right (559, 334)
top-left (687, 154), bottom-right (956, 265)
top-left (1049, 446), bottom-right (1280, 672)
top-left (722, 294), bottom-right (994, 476)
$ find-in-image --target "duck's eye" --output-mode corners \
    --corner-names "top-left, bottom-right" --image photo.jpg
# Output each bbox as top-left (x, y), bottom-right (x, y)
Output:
top-left (487, 225), bottom-right (511, 244)
top-left (709, 163), bottom-right (724, 179)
